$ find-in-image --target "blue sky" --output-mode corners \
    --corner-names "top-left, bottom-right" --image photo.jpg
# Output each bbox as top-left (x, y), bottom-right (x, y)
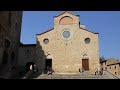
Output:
top-left (21, 11), bottom-right (120, 60)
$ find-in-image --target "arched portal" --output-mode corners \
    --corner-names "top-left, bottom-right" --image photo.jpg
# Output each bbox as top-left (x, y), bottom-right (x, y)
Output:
top-left (44, 54), bottom-right (52, 74)
top-left (25, 62), bottom-right (35, 72)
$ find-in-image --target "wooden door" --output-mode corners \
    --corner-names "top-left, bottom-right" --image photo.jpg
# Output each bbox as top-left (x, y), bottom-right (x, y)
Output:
top-left (82, 59), bottom-right (89, 71)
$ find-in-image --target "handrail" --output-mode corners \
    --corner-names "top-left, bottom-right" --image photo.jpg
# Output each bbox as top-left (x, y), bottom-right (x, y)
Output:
top-left (105, 70), bottom-right (119, 79)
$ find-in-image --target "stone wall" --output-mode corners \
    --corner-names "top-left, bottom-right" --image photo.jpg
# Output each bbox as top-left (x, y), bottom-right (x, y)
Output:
top-left (18, 44), bottom-right (36, 71)
top-left (107, 64), bottom-right (120, 76)
top-left (0, 11), bottom-right (23, 74)
top-left (100, 58), bottom-right (120, 76)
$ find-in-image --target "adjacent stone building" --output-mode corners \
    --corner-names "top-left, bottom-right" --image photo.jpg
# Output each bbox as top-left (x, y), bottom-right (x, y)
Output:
top-left (18, 44), bottom-right (36, 72)
top-left (0, 11), bottom-right (23, 76)
top-left (36, 11), bottom-right (100, 74)
top-left (100, 58), bottom-right (120, 76)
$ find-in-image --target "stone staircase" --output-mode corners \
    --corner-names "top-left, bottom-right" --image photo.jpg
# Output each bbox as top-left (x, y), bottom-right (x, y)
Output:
top-left (35, 71), bottom-right (119, 79)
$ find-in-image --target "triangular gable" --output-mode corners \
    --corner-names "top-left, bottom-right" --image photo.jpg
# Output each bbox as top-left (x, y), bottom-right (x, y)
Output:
top-left (36, 28), bottom-right (54, 36)
top-left (54, 11), bottom-right (79, 18)
top-left (80, 27), bottom-right (98, 34)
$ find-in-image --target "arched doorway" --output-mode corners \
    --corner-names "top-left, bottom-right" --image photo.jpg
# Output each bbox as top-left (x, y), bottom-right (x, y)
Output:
top-left (44, 54), bottom-right (52, 74)
top-left (2, 51), bottom-right (8, 64)
top-left (25, 62), bottom-right (35, 73)
top-left (82, 59), bottom-right (89, 71)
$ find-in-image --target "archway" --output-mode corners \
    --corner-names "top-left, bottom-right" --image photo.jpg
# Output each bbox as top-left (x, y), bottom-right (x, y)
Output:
top-left (25, 62), bottom-right (35, 72)
top-left (44, 54), bottom-right (52, 74)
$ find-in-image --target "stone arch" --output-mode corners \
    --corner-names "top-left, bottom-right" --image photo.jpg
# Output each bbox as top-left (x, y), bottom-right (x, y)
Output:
top-left (25, 62), bottom-right (35, 72)
top-left (2, 50), bottom-right (8, 64)
top-left (46, 54), bottom-right (52, 59)
top-left (59, 16), bottom-right (73, 25)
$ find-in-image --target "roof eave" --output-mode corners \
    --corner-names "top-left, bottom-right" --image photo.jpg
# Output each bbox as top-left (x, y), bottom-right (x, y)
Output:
top-left (80, 27), bottom-right (99, 34)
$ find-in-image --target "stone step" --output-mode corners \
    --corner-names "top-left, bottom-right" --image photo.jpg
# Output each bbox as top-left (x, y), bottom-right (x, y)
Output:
top-left (35, 71), bottom-right (119, 79)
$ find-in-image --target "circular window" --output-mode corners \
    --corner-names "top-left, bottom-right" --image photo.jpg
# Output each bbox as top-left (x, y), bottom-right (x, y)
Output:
top-left (85, 38), bottom-right (90, 44)
top-left (62, 31), bottom-right (70, 39)
top-left (43, 38), bottom-right (49, 44)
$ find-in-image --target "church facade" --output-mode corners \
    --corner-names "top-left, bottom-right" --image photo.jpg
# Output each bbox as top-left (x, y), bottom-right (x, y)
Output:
top-left (35, 11), bottom-right (100, 74)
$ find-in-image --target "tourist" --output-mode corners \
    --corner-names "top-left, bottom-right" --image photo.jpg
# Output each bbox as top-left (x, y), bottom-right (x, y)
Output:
top-left (95, 67), bottom-right (99, 75)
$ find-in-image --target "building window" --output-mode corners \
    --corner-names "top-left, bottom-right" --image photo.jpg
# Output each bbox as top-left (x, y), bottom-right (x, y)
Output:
top-left (43, 38), bottom-right (49, 44)
top-left (15, 23), bottom-right (17, 31)
top-left (9, 11), bottom-right (11, 27)
top-left (115, 72), bottom-right (117, 75)
top-left (62, 31), bottom-right (70, 39)
top-left (115, 66), bottom-right (116, 69)
top-left (85, 38), bottom-right (90, 44)
top-left (110, 67), bottom-right (111, 69)
top-left (5, 39), bottom-right (10, 48)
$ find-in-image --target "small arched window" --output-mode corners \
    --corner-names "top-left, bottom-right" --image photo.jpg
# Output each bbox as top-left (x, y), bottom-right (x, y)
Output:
top-left (9, 11), bottom-right (11, 26)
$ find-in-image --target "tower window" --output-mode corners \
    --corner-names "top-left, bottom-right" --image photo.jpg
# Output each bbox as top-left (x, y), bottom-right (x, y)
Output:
top-left (15, 23), bottom-right (18, 31)
top-left (5, 39), bottom-right (10, 48)
top-left (9, 11), bottom-right (11, 27)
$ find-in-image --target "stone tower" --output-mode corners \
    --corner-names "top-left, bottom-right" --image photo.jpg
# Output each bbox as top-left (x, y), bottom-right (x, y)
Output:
top-left (0, 11), bottom-right (23, 77)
